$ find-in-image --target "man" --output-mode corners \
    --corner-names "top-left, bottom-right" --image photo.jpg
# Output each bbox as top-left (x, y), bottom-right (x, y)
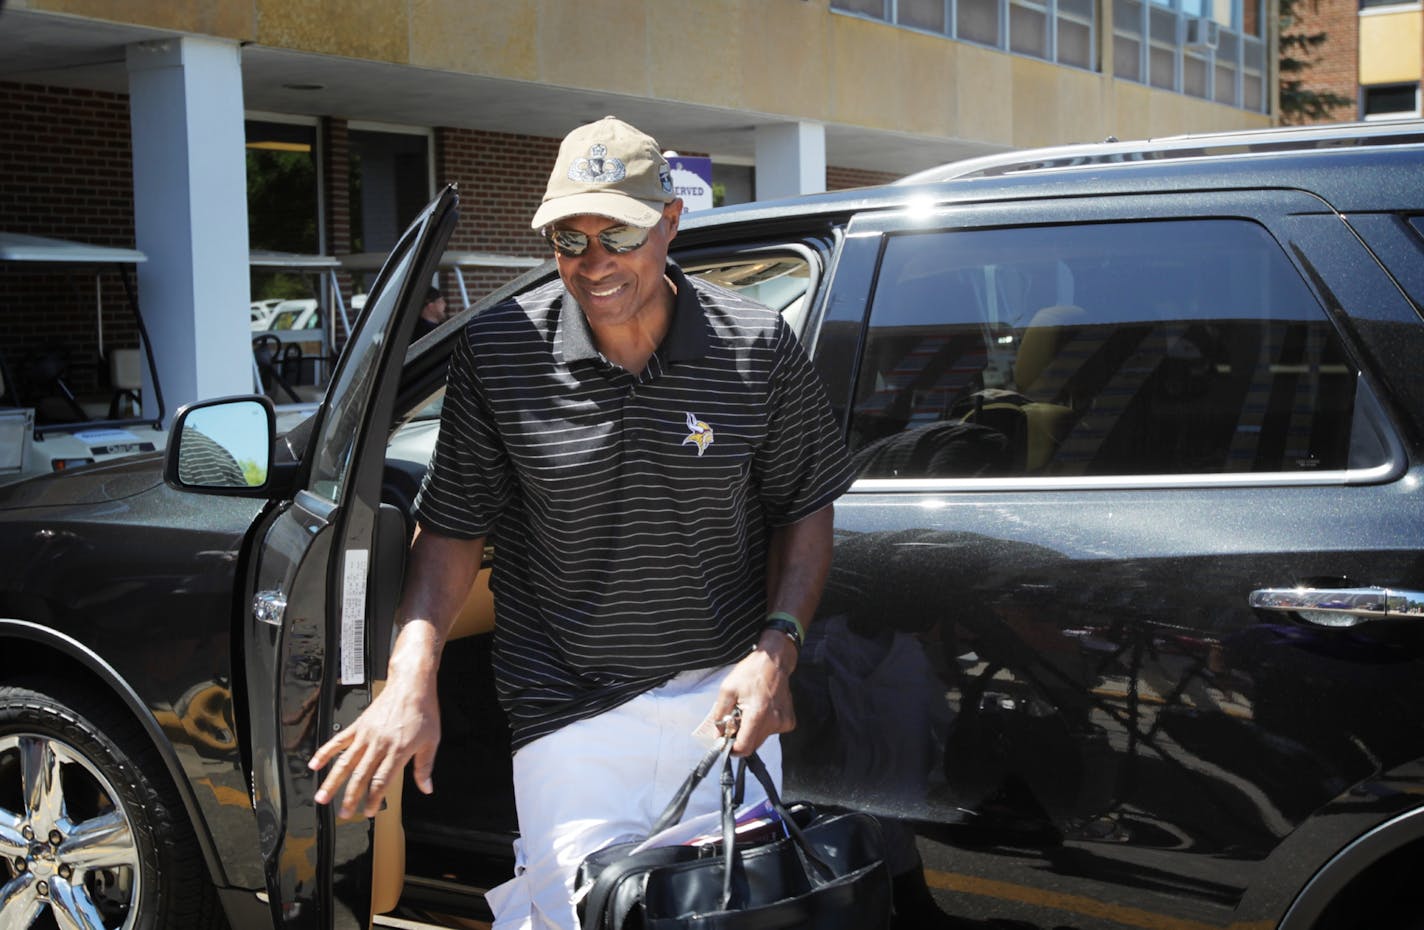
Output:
top-left (309, 116), bottom-right (854, 929)
top-left (413, 285), bottom-right (448, 339)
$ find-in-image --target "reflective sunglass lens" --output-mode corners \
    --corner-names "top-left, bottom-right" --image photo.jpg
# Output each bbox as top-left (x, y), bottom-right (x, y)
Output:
top-left (600, 226), bottom-right (651, 254)
top-left (547, 230), bottom-right (589, 257)
top-left (545, 224), bottom-right (652, 257)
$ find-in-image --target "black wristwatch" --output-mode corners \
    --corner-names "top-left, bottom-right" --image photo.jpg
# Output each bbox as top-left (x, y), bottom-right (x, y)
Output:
top-left (762, 615), bottom-right (804, 651)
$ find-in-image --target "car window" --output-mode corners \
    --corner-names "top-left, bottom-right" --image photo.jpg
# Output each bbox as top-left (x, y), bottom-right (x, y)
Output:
top-left (682, 256), bottom-right (814, 332)
top-left (393, 255), bottom-right (816, 429)
top-left (846, 218), bottom-right (1387, 480)
top-left (310, 232), bottom-right (419, 501)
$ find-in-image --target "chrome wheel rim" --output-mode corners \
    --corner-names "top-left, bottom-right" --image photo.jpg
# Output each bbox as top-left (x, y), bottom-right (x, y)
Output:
top-left (0, 733), bottom-right (141, 930)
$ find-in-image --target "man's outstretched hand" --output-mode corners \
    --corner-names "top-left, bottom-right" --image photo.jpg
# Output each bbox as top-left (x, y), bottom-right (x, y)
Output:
top-left (308, 672), bottom-right (440, 819)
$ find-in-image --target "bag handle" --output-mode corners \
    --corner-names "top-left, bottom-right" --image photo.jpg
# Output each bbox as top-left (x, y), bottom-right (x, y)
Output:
top-left (585, 742), bottom-right (839, 924)
top-left (737, 752), bottom-right (836, 885)
top-left (645, 739), bottom-right (732, 838)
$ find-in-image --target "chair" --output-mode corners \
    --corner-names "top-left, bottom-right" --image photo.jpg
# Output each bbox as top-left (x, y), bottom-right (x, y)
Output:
top-left (107, 347), bottom-right (143, 418)
top-left (252, 334), bottom-right (303, 404)
top-left (22, 348), bottom-right (87, 424)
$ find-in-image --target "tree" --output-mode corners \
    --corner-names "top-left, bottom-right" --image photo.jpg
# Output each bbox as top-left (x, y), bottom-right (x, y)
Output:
top-left (1278, 0), bottom-right (1354, 123)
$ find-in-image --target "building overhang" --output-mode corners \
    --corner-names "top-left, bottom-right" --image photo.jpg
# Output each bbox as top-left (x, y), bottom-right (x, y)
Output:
top-left (0, 7), bottom-right (1003, 177)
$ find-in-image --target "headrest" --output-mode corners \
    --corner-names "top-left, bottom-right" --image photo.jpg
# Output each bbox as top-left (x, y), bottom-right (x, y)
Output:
top-left (1015, 305), bottom-right (1087, 391)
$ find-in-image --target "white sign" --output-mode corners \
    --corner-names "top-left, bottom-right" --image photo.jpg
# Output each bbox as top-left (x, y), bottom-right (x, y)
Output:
top-left (668, 156), bottom-right (714, 212)
top-left (340, 549), bottom-right (369, 685)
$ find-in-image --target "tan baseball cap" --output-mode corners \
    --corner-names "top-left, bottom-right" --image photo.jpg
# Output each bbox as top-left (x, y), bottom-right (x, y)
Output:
top-left (531, 116), bottom-right (676, 231)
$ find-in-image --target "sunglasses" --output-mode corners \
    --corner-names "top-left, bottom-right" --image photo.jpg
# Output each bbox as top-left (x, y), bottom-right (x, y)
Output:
top-left (543, 223), bottom-right (653, 258)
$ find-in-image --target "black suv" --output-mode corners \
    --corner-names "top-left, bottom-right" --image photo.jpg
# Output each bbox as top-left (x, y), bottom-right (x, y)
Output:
top-left (3, 120), bottom-right (1424, 930)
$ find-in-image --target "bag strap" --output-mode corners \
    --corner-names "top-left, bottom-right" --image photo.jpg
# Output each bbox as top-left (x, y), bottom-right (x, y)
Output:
top-left (646, 739), bottom-right (731, 838)
top-left (739, 752), bottom-right (836, 884)
top-left (719, 748), bottom-right (737, 909)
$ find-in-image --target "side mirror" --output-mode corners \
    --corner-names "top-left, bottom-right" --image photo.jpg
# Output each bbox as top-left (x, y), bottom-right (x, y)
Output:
top-left (164, 396), bottom-right (275, 494)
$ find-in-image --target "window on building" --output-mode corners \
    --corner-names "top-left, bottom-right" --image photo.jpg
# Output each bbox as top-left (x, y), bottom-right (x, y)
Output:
top-left (348, 127), bottom-right (432, 255)
top-left (1057, 0), bottom-right (1096, 68)
top-left (834, 0), bottom-right (891, 15)
top-left (901, 0), bottom-right (948, 31)
top-left (830, 0), bottom-right (1268, 110)
top-left (246, 120), bottom-right (319, 257)
top-left (845, 219), bottom-right (1375, 480)
top-left (1112, 0), bottom-right (1266, 112)
top-left (832, 0), bottom-right (1095, 71)
top-left (246, 119), bottom-right (323, 303)
top-left (1363, 84), bottom-right (1421, 119)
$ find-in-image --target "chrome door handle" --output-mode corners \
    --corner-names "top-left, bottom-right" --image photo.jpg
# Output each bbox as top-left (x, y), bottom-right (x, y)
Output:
top-left (1249, 586), bottom-right (1424, 627)
top-left (253, 590), bottom-right (288, 626)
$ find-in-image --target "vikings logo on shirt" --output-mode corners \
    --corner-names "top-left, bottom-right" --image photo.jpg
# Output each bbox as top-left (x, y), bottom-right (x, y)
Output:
top-left (568, 143), bottom-right (627, 183)
top-left (681, 412), bottom-right (714, 456)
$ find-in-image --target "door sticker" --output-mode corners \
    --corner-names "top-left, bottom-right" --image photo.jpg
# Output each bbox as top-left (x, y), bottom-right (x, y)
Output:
top-left (340, 549), bottom-right (368, 685)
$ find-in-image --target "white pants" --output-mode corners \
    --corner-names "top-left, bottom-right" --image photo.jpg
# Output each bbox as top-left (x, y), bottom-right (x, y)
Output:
top-left (487, 664), bottom-right (783, 930)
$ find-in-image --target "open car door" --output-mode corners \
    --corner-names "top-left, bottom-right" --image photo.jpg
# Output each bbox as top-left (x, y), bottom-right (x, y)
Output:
top-left (243, 187), bottom-right (457, 928)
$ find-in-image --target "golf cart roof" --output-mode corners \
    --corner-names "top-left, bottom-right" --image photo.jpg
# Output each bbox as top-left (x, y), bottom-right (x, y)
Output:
top-left (340, 250), bottom-right (543, 272)
top-left (249, 250), bottom-right (342, 270)
top-left (0, 233), bottom-right (147, 265)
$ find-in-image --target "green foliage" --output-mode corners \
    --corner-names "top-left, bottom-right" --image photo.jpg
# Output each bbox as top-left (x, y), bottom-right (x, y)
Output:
top-left (239, 458), bottom-right (267, 487)
top-left (246, 149), bottom-right (319, 254)
top-left (1278, 0), bottom-right (1354, 123)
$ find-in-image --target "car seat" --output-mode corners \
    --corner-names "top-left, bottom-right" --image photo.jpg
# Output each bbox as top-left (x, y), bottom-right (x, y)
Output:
top-left (369, 566), bottom-right (496, 924)
top-left (959, 305), bottom-right (1088, 473)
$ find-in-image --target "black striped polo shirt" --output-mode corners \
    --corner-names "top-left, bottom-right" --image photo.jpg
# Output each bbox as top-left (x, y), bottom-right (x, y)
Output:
top-left (413, 262), bottom-right (854, 750)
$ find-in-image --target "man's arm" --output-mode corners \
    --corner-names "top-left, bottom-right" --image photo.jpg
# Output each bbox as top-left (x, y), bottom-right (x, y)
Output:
top-left (309, 526), bottom-right (486, 818)
top-left (711, 502), bottom-right (835, 756)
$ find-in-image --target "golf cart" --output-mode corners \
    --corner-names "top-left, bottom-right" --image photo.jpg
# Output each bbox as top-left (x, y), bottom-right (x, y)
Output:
top-left (0, 232), bottom-right (166, 481)
top-left (248, 249), bottom-right (355, 412)
top-left (340, 247), bottom-right (542, 323)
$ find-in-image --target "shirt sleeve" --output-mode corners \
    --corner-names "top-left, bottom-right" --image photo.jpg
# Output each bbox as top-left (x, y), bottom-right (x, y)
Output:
top-left (412, 324), bottom-right (512, 539)
top-left (753, 317), bottom-right (856, 526)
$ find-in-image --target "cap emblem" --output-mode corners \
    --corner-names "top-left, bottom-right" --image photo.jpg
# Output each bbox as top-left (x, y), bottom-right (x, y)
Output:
top-left (568, 143), bottom-right (627, 184)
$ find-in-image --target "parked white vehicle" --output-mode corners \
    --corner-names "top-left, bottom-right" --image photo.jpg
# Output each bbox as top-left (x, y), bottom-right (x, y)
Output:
top-left (0, 233), bottom-right (167, 482)
top-left (250, 298), bottom-right (283, 331)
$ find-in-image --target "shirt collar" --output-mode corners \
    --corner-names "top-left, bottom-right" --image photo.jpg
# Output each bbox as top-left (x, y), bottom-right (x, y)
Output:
top-left (555, 262), bottom-right (709, 367)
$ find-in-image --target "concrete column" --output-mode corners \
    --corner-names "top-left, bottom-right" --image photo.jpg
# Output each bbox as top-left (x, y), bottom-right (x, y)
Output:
top-left (126, 36), bottom-right (251, 420)
top-left (754, 121), bottom-right (826, 201)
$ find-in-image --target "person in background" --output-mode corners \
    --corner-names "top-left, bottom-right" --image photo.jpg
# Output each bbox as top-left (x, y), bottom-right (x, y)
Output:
top-left (413, 285), bottom-right (448, 339)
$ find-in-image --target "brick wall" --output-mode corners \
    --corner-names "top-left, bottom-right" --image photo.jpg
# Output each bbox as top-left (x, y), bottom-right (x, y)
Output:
top-left (827, 165), bottom-right (899, 190)
top-left (322, 116), bottom-right (357, 343)
top-left (433, 126), bottom-right (557, 304)
top-left (1283, 0), bottom-right (1359, 124)
top-left (0, 81), bottom-right (140, 404)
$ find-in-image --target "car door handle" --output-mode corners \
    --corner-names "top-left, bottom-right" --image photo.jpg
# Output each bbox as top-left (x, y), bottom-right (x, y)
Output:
top-left (253, 590), bottom-right (288, 626)
top-left (1249, 586), bottom-right (1424, 627)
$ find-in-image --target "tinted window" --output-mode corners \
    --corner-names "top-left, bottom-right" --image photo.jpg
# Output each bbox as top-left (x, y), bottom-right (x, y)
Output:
top-left (847, 219), bottom-right (1373, 479)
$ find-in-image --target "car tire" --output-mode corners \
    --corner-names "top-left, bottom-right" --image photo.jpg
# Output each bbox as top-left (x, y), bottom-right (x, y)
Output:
top-left (0, 680), bottom-right (226, 930)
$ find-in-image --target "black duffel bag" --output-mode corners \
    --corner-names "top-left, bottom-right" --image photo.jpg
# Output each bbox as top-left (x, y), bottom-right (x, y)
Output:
top-left (576, 740), bottom-right (892, 930)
